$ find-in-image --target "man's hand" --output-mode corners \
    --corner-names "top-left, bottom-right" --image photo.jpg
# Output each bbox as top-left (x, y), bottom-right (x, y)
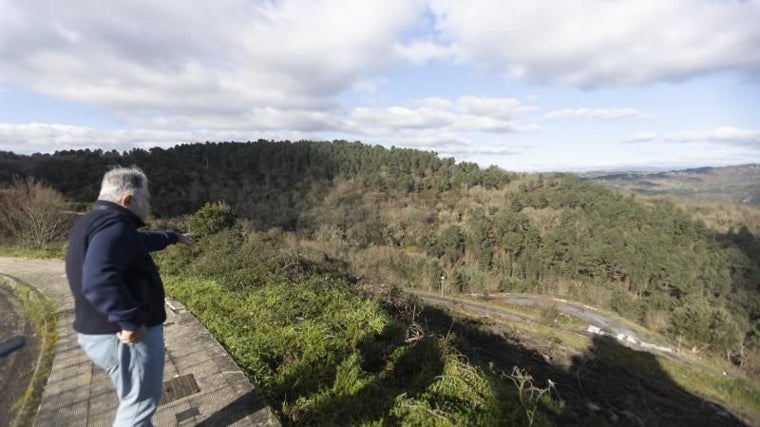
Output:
top-left (117, 325), bottom-right (146, 345)
top-left (177, 233), bottom-right (194, 246)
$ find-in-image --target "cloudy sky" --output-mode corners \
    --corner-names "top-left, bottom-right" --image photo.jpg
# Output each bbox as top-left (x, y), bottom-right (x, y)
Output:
top-left (1, 0), bottom-right (759, 172)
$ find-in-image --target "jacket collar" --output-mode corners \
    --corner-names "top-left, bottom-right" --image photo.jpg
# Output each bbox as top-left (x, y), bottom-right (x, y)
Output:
top-left (95, 200), bottom-right (147, 228)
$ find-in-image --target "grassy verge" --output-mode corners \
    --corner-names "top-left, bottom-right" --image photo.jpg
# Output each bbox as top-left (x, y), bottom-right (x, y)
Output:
top-left (0, 245), bottom-right (65, 260)
top-left (660, 357), bottom-right (760, 425)
top-left (163, 274), bottom-right (558, 426)
top-left (0, 276), bottom-right (57, 427)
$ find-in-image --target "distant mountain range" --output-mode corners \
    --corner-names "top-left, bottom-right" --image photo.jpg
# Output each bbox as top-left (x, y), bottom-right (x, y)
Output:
top-left (579, 164), bottom-right (760, 206)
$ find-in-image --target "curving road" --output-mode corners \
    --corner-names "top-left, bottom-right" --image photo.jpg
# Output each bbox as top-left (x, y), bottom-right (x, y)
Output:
top-left (412, 291), bottom-right (674, 356)
top-left (501, 295), bottom-right (640, 341)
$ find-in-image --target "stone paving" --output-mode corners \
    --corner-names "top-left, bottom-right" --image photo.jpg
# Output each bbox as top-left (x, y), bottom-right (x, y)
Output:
top-left (0, 257), bottom-right (280, 427)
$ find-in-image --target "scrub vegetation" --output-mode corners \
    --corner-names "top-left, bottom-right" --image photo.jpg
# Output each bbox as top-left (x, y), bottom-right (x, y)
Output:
top-left (155, 229), bottom-right (559, 425)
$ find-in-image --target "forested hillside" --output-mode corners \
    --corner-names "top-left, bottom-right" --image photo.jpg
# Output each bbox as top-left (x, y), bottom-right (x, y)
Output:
top-left (1, 141), bottom-right (759, 374)
top-left (0, 141), bottom-right (508, 227)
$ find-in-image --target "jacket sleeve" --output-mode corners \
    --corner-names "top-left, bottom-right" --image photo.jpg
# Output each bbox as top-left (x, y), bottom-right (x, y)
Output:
top-left (81, 222), bottom-right (144, 331)
top-left (139, 231), bottom-right (179, 252)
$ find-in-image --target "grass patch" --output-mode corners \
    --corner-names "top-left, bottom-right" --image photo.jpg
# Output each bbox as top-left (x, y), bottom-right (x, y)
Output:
top-left (587, 338), bottom-right (760, 426)
top-left (162, 272), bottom-right (557, 426)
top-left (0, 245), bottom-right (65, 260)
top-left (0, 276), bottom-right (57, 427)
top-left (660, 357), bottom-right (760, 425)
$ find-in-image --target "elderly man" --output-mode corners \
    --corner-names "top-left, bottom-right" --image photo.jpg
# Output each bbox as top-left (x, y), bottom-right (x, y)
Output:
top-left (65, 167), bottom-right (191, 427)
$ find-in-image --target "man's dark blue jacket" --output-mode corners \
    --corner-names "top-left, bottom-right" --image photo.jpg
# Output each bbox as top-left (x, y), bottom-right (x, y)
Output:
top-left (65, 201), bottom-right (178, 334)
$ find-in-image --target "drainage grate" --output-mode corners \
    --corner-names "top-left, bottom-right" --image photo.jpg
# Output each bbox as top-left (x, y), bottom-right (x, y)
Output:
top-left (160, 374), bottom-right (200, 405)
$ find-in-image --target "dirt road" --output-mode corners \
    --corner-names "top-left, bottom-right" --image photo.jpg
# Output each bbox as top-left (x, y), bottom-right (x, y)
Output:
top-left (413, 291), bottom-right (674, 356)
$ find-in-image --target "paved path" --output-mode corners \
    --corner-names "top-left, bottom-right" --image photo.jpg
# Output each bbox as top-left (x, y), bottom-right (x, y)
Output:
top-left (0, 257), bottom-right (280, 427)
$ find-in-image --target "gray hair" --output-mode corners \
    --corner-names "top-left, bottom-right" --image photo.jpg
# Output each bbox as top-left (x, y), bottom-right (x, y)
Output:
top-left (98, 167), bottom-right (149, 202)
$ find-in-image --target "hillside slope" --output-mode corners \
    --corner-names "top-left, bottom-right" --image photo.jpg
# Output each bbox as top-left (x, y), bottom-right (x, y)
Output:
top-left (582, 164), bottom-right (760, 206)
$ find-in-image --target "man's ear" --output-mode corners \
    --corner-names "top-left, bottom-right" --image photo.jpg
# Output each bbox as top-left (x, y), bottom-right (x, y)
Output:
top-left (116, 194), bottom-right (134, 208)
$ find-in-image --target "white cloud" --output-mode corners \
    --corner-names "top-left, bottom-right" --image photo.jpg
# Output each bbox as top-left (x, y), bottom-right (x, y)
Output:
top-left (0, 91), bottom-right (538, 159)
top-left (669, 127), bottom-right (760, 146)
top-left (0, 123), bottom-right (189, 153)
top-left (388, 130), bottom-right (472, 148)
top-left (545, 108), bottom-right (649, 121)
top-left (0, 121), bottom-right (339, 154)
top-left (238, 0), bottom-right (423, 95)
top-left (0, 0), bottom-right (424, 119)
top-left (342, 96), bottom-right (538, 158)
top-left (623, 127), bottom-right (760, 147)
top-left (370, 129), bottom-right (520, 157)
top-left (394, 38), bottom-right (455, 65)
top-left (348, 96), bottom-right (537, 135)
top-left (456, 96), bottom-right (528, 119)
top-left (623, 132), bottom-right (658, 143)
top-left (708, 127), bottom-right (760, 145)
top-left (427, 0), bottom-right (760, 85)
top-left (350, 106), bottom-right (453, 130)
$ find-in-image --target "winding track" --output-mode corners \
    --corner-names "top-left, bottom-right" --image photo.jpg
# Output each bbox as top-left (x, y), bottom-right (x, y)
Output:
top-left (411, 291), bottom-right (676, 356)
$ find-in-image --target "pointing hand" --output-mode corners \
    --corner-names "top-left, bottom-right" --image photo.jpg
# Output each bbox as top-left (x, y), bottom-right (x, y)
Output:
top-left (177, 233), bottom-right (194, 246)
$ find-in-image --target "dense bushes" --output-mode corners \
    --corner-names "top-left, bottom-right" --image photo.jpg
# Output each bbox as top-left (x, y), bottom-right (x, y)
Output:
top-left (157, 230), bottom-right (558, 426)
top-left (186, 201), bottom-right (237, 237)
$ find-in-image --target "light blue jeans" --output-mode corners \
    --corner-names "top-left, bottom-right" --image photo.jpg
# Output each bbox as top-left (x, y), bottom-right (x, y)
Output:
top-left (77, 326), bottom-right (165, 427)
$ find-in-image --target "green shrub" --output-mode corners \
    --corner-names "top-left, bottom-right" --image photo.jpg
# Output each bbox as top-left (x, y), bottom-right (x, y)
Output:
top-left (670, 299), bottom-right (743, 357)
top-left (390, 341), bottom-right (506, 427)
top-left (539, 304), bottom-right (560, 326)
top-left (186, 201), bottom-right (237, 237)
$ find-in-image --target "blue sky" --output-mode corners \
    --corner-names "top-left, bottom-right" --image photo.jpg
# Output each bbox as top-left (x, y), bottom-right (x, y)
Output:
top-left (1, 0), bottom-right (758, 172)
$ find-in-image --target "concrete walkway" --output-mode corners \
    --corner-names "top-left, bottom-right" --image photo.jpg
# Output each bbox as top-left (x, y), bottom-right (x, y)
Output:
top-left (0, 257), bottom-right (280, 427)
